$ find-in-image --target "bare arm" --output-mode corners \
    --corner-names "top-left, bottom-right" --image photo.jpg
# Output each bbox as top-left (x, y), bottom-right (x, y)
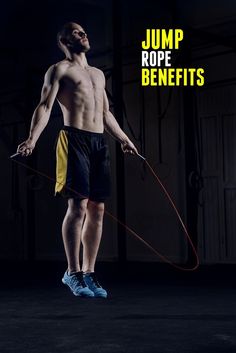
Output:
top-left (103, 90), bottom-right (138, 155)
top-left (17, 64), bottom-right (62, 156)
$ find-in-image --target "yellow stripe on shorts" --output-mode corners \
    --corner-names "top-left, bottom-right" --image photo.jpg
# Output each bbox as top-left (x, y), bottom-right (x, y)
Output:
top-left (55, 130), bottom-right (69, 195)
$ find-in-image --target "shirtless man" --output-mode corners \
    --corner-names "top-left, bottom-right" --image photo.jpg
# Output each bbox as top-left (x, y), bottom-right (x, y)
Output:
top-left (17, 22), bottom-right (138, 298)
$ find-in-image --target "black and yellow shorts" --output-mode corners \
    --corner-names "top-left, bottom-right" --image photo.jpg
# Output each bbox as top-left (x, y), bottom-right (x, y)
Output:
top-left (55, 126), bottom-right (111, 202)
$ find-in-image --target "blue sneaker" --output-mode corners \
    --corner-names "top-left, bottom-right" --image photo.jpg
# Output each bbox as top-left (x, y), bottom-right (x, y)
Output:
top-left (62, 271), bottom-right (94, 297)
top-left (83, 272), bottom-right (108, 298)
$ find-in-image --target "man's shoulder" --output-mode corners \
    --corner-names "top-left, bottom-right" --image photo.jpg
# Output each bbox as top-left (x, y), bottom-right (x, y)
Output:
top-left (89, 67), bottom-right (105, 84)
top-left (45, 60), bottom-right (69, 78)
top-left (89, 66), bottom-right (104, 76)
top-left (55, 60), bottom-right (70, 70)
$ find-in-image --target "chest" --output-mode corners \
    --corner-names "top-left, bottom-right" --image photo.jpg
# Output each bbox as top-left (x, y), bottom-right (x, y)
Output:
top-left (61, 67), bottom-right (104, 92)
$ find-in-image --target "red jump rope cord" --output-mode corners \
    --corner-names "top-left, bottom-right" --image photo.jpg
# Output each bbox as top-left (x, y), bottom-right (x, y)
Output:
top-left (10, 153), bottom-right (200, 271)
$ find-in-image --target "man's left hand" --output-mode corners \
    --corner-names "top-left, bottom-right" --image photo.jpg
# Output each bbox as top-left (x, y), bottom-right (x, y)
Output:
top-left (121, 140), bottom-right (138, 155)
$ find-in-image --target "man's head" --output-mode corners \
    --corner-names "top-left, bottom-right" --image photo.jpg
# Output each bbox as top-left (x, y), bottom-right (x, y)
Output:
top-left (57, 22), bottom-right (90, 57)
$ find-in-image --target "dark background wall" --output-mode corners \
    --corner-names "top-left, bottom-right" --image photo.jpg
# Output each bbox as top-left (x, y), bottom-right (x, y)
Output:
top-left (1, 0), bottom-right (236, 265)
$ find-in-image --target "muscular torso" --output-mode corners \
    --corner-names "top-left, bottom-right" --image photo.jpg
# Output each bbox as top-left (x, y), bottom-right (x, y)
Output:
top-left (56, 61), bottom-right (105, 133)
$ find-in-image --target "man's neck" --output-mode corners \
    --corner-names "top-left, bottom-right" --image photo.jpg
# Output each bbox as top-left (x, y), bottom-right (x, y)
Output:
top-left (68, 52), bottom-right (89, 68)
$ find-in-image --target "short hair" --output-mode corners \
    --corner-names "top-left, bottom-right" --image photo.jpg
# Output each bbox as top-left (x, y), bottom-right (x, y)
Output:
top-left (57, 22), bottom-right (77, 53)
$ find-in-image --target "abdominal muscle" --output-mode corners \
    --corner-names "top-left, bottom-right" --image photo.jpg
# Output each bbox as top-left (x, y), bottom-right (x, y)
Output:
top-left (61, 108), bottom-right (104, 133)
top-left (57, 79), bottom-right (105, 133)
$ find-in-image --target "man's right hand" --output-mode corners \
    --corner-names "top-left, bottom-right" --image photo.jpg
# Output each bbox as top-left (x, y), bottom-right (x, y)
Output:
top-left (17, 139), bottom-right (35, 156)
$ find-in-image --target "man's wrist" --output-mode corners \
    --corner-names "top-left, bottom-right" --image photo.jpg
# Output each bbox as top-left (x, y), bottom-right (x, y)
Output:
top-left (120, 137), bottom-right (130, 145)
top-left (28, 136), bottom-right (36, 145)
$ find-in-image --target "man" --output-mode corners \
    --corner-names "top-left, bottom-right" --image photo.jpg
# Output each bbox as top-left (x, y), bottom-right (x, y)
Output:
top-left (17, 22), bottom-right (138, 298)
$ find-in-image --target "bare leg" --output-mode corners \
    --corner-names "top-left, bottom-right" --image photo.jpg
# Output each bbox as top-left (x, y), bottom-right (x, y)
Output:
top-left (62, 198), bottom-right (88, 274)
top-left (81, 201), bottom-right (105, 273)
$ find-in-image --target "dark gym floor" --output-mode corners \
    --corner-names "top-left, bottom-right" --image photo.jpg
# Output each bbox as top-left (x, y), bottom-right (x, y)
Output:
top-left (0, 262), bottom-right (236, 353)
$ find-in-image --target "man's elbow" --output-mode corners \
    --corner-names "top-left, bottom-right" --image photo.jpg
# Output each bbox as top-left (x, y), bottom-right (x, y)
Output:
top-left (38, 101), bottom-right (52, 114)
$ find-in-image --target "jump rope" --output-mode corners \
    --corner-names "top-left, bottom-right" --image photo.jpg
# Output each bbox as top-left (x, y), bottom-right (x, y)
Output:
top-left (10, 150), bottom-right (200, 271)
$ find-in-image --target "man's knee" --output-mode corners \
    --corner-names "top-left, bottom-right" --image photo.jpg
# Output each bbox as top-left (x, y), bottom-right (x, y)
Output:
top-left (68, 198), bottom-right (88, 218)
top-left (87, 201), bottom-right (104, 222)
